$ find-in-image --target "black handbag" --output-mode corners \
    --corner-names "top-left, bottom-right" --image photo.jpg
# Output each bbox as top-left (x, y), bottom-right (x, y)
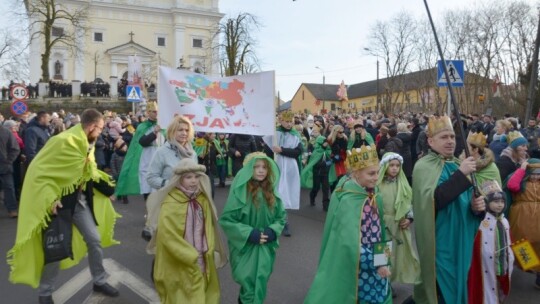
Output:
top-left (43, 208), bottom-right (74, 264)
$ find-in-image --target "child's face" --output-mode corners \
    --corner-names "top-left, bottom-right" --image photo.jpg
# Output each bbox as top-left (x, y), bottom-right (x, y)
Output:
top-left (180, 173), bottom-right (200, 191)
top-left (386, 160), bottom-right (401, 178)
top-left (252, 159), bottom-right (268, 181)
top-left (208, 133), bottom-right (216, 140)
top-left (488, 199), bottom-right (505, 214)
top-left (312, 129), bottom-right (320, 137)
top-left (352, 165), bottom-right (379, 189)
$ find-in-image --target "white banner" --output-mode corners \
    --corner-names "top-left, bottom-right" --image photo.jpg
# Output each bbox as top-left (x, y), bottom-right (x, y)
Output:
top-left (158, 66), bottom-right (276, 135)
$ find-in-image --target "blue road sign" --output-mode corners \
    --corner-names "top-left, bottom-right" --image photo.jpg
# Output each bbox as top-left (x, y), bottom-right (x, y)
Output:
top-left (126, 85), bottom-right (142, 102)
top-left (10, 100), bottom-right (28, 115)
top-left (437, 60), bottom-right (464, 87)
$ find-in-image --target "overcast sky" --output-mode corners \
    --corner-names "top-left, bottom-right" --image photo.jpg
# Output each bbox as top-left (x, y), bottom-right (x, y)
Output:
top-left (2, 0), bottom-right (538, 99)
top-left (220, 0), bottom-right (538, 100)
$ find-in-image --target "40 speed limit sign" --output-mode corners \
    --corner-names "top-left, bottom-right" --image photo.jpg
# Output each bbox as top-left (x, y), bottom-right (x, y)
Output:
top-left (10, 84), bottom-right (29, 101)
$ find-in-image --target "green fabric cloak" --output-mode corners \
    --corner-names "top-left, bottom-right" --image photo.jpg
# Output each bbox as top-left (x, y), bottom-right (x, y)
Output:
top-left (300, 136), bottom-right (331, 189)
top-left (115, 119), bottom-right (156, 196)
top-left (377, 152), bottom-right (420, 284)
top-left (304, 177), bottom-right (390, 304)
top-left (412, 151), bottom-right (480, 304)
top-left (7, 124), bottom-right (120, 288)
top-left (153, 189), bottom-right (220, 304)
top-left (219, 153), bottom-right (286, 304)
top-left (347, 131), bottom-right (375, 150)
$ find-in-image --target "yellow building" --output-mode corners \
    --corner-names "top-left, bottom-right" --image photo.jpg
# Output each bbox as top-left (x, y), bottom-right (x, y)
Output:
top-left (28, 0), bottom-right (223, 95)
top-left (291, 68), bottom-right (489, 114)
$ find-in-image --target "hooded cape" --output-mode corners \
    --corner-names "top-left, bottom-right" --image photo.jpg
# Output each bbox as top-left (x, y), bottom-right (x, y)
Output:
top-left (219, 154), bottom-right (286, 304)
top-left (301, 136), bottom-right (331, 189)
top-left (7, 124), bottom-right (120, 288)
top-left (304, 177), bottom-right (389, 304)
top-left (377, 152), bottom-right (420, 284)
top-left (115, 119), bottom-right (156, 196)
top-left (412, 151), bottom-right (479, 304)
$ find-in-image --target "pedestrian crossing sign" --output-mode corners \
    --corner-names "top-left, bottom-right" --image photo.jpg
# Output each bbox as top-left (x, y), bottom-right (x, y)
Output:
top-left (437, 60), bottom-right (464, 87)
top-left (126, 85), bottom-right (142, 102)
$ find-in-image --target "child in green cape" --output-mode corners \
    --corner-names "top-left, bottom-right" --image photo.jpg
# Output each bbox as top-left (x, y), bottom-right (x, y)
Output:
top-left (219, 152), bottom-right (286, 304)
top-left (377, 152), bottom-right (420, 288)
top-left (305, 145), bottom-right (392, 304)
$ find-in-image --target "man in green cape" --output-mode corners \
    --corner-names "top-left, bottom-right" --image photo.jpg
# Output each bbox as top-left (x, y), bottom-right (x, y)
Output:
top-left (300, 135), bottom-right (331, 210)
top-left (410, 115), bottom-right (486, 304)
top-left (115, 101), bottom-right (164, 197)
top-left (7, 109), bottom-right (121, 304)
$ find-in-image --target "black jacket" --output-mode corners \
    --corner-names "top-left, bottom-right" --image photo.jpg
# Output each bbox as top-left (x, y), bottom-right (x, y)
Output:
top-left (0, 126), bottom-right (20, 174)
top-left (60, 179), bottom-right (115, 225)
top-left (24, 118), bottom-right (50, 163)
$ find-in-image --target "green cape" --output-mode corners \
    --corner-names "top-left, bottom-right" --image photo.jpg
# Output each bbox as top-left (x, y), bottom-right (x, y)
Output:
top-left (377, 152), bottom-right (413, 220)
top-left (219, 153), bottom-right (286, 304)
top-left (7, 124), bottom-right (120, 288)
top-left (115, 119), bottom-right (156, 196)
top-left (412, 151), bottom-right (479, 304)
top-left (347, 131), bottom-right (375, 150)
top-left (305, 177), bottom-right (389, 304)
top-left (301, 136), bottom-right (331, 189)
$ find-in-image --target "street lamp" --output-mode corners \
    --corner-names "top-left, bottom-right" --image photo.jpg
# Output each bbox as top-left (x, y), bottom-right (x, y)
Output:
top-left (364, 48), bottom-right (380, 113)
top-left (315, 66), bottom-right (326, 111)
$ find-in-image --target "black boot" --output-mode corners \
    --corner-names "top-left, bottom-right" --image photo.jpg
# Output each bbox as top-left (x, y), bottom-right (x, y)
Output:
top-left (283, 222), bottom-right (291, 237)
top-left (322, 200), bottom-right (329, 212)
top-left (402, 295), bottom-right (415, 304)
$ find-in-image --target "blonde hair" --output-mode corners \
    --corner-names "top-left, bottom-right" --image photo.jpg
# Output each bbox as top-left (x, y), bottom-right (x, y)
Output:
top-left (328, 125), bottom-right (344, 145)
top-left (397, 122), bottom-right (409, 133)
top-left (496, 119), bottom-right (512, 132)
top-left (166, 115), bottom-right (195, 144)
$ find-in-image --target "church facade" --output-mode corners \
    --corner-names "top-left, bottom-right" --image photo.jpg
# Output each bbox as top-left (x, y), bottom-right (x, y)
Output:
top-left (28, 0), bottom-right (224, 93)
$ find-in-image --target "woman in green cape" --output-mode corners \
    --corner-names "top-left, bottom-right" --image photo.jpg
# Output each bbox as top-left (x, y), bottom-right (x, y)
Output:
top-left (219, 152), bottom-right (286, 304)
top-left (305, 145), bottom-right (392, 304)
top-left (377, 152), bottom-right (420, 286)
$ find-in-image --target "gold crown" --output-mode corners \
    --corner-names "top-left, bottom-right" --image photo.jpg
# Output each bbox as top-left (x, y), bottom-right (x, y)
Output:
top-left (346, 145), bottom-right (379, 171)
top-left (507, 131), bottom-right (524, 145)
top-left (427, 115), bottom-right (453, 137)
top-left (480, 180), bottom-right (502, 196)
top-left (467, 132), bottom-right (487, 148)
top-left (146, 101), bottom-right (158, 112)
top-left (279, 111), bottom-right (294, 122)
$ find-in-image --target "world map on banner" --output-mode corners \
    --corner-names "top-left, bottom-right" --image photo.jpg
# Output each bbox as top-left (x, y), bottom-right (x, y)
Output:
top-left (169, 74), bottom-right (246, 117)
top-left (158, 66), bottom-right (275, 136)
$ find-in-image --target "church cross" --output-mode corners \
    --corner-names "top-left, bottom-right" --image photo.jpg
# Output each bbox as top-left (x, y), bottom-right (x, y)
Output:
top-left (129, 31), bottom-right (135, 42)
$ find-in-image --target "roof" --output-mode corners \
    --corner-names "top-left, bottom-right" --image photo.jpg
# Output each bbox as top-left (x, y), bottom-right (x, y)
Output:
top-left (303, 83), bottom-right (341, 101)
top-left (277, 101), bottom-right (291, 112)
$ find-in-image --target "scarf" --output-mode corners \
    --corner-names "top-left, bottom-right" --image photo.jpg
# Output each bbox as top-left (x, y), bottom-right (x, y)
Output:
top-left (170, 141), bottom-right (194, 159)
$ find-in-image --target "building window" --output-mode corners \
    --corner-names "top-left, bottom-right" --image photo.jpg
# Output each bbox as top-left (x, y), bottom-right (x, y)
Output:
top-left (52, 27), bottom-right (64, 37)
top-left (94, 32), bottom-right (103, 42)
top-left (157, 37), bottom-right (166, 47)
top-left (331, 103), bottom-right (336, 111)
top-left (192, 38), bottom-right (203, 48)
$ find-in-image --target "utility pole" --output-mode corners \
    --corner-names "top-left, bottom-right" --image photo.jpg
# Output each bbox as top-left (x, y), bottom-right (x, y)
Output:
top-left (525, 9), bottom-right (540, 122)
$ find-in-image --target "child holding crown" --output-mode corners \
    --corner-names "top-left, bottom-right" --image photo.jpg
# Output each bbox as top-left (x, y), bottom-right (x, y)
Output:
top-left (305, 144), bottom-right (392, 304)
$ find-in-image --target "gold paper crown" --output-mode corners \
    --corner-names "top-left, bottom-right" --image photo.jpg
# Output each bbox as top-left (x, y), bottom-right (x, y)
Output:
top-left (146, 101), bottom-right (158, 112)
top-left (480, 180), bottom-right (502, 196)
top-left (467, 132), bottom-right (487, 148)
top-left (243, 152), bottom-right (268, 166)
top-left (507, 131), bottom-right (524, 145)
top-left (346, 145), bottom-right (379, 171)
top-left (279, 111), bottom-right (294, 122)
top-left (427, 115), bottom-right (453, 137)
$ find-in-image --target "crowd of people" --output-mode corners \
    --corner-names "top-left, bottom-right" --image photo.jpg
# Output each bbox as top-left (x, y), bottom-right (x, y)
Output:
top-left (1, 104), bottom-right (539, 304)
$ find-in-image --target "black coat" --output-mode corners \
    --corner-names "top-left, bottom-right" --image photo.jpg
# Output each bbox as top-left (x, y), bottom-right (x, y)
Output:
top-left (24, 118), bottom-right (50, 163)
top-left (60, 179), bottom-right (115, 225)
top-left (0, 126), bottom-right (20, 174)
top-left (396, 132), bottom-right (413, 178)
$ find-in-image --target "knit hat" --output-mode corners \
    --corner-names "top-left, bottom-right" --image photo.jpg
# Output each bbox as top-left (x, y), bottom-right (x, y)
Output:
top-left (3, 120), bottom-right (18, 129)
top-left (508, 131), bottom-right (527, 149)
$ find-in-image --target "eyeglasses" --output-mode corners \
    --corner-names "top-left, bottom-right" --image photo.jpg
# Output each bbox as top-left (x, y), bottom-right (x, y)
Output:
top-left (338, 131), bottom-right (344, 134)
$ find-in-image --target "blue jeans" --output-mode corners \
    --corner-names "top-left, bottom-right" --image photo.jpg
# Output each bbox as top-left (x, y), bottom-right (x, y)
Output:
top-left (0, 173), bottom-right (18, 212)
top-left (38, 203), bottom-right (107, 296)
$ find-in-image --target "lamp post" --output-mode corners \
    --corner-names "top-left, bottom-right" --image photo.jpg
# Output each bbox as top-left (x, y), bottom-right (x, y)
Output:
top-left (315, 66), bottom-right (326, 111)
top-left (364, 48), bottom-right (380, 113)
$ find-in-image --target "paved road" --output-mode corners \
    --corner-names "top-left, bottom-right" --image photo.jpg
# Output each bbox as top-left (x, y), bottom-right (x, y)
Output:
top-left (1, 186), bottom-right (538, 303)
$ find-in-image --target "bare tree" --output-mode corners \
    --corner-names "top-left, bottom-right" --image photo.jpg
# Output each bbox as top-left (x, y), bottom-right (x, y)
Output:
top-left (0, 29), bottom-right (29, 82)
top-left (23, 0), bottom-right (88, 82)
top-left (214, 13), bottom-right (260, 76)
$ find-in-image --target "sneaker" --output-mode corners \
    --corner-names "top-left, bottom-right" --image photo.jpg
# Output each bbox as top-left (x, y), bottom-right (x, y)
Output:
top-left (93, 283), bottom-right (119, 297)
top-left (141, 227), bottom-right (152, 242)
top-left (38, 295), bottom-right (54, 304)
top-left (282, 223), bottom-right (291, 237)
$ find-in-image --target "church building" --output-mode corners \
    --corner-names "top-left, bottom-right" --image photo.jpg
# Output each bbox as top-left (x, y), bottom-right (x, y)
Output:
top-left (27, 0), bottom-right (224, 95)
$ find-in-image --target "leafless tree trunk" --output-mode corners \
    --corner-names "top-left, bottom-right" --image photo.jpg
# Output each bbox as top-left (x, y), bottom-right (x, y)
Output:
top-left (23, 0), bottom-right (88, 82)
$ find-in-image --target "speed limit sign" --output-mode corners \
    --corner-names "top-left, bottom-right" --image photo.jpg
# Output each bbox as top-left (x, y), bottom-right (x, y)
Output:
top-left (10, 84), bottom-right (29, 101)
